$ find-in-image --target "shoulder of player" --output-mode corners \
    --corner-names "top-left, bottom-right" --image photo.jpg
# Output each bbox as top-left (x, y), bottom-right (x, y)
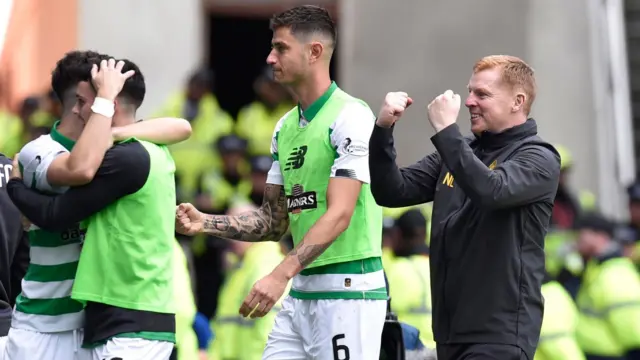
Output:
top-left (274, 107), bottom-right (297, 133)
top-left (19, 134), bottom-right (57, 153)
top-left (103, 140), bottom-right (150, 173)
top-left (331, 101), bottom-right (376, 130)
top-left (18, 135), bottom-right (65, 164)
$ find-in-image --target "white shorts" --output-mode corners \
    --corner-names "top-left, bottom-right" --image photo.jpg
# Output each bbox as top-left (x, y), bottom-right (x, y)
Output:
top-left (4, 327), bottom-right (92, 360)
top-left (263, 296), bottom-right (387, 360)
top-left (91, 337), bottom-right (174, 360)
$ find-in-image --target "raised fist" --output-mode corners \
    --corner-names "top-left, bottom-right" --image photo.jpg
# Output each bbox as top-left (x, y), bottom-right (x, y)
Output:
top-left (427, 89), bottom-right (461, 132)
top-left (376, 92), bottom-right (413, 128)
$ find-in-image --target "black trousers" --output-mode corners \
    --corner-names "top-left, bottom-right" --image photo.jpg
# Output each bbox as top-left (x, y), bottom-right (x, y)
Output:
top-left (436, 343), bottom-right (528, 360)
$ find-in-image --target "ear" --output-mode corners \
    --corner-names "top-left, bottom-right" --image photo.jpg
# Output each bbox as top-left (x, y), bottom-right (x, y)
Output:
top-left (113, 98), bottom-right (125, 114)
top-left (512, 92), bottom-right (526, 113)
top-left (309, 42), bottom-right (324, 63)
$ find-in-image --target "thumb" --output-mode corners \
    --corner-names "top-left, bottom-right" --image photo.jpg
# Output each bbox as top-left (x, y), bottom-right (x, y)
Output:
top-left (406, 97), bottom-right (413, 108)
top-left (90, 64), bottom-right (98, 78)
top-left (122, 70), bottom-right (136, 80)
top-left (184, 204), bottom-right (199, 216)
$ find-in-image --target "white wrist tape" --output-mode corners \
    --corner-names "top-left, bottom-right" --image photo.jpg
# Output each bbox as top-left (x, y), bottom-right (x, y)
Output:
top-left (91, 97), bottom-right (115, 118)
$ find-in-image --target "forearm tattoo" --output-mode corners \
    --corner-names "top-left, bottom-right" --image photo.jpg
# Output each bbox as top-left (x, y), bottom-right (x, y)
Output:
top-left (288, 242), bottom-right (332, 269)
top-left (202, 184), bottom-right (289, 242)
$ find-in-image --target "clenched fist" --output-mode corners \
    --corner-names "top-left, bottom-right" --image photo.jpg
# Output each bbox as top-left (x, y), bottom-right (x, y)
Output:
top-left (175, 203), bottom-right (204, 235)
top-left (376, 92), bottom-right (413, 128)
top-left (427, 90), bottom-right (461, 132)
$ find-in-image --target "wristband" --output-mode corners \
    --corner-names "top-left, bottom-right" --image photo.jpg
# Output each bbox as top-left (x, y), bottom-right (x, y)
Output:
top-left (90, 97), bottom-right (115, 118)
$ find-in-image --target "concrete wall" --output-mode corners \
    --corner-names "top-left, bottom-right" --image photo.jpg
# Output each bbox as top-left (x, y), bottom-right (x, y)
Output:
top-left (339, 0), bottom-right (629, 218)
top-left (78, 0), bottom-right (205, 118)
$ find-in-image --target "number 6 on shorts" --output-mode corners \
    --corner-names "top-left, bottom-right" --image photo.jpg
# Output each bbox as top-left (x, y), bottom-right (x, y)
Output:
top-left (332, 334), bottom-right (350, 360)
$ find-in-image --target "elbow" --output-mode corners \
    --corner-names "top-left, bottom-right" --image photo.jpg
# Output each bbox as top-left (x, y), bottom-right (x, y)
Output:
top-left (38, 208), bottom-right (72, 232)
top-left (71, 168), bottom-right (97, 185)
top-left (370, 181), bottom-right (393, 207)
top-left (336, 214), bottom-right (351, 233)
top-left (371, 185), bottom-right (401, 208)
top-left (64, 159), bottom-right (100, 185)
top-left (29, 213), bottom-right (67, 232)
top-left (371, 190), bottom-right (392, 207)
top-left (329, 208), bottom-right (353, 234)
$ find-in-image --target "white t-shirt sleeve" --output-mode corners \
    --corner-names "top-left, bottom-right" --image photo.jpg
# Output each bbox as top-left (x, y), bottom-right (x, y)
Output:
top-left (19, 135), bottom-right (69, 194)
top-left (329, 102), bottom-right (376, 184)
top-left (266, 115), bottom-right (287, 185)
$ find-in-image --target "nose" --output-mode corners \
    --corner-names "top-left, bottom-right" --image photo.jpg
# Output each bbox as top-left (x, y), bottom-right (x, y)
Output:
top-left (465, 94), bottom-right (476, 108)
top-left (72, 104), bottom-right (80, 115)
top-left (266, 50), bottom-right (276, 65)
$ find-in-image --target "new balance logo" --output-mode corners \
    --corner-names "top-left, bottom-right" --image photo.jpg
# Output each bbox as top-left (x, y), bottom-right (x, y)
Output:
top-left (284, 146), bottom-right (308, 171)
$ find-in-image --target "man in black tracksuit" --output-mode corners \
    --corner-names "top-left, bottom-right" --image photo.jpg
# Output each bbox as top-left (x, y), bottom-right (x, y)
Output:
top-left (369, 55), bottom-right (561, 360)
top-left (0, 155), bottom-right (30, 336)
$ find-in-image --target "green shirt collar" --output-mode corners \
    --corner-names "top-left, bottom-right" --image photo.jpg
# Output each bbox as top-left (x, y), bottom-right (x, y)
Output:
top-left (298, 81), bottom-right (338, 122)
top-left (50, 121), bottom-right (76, 151)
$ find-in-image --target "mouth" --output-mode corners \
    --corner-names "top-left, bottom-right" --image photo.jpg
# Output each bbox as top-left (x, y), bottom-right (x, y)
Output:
top-left (470, 114), bottom-right (482, 121)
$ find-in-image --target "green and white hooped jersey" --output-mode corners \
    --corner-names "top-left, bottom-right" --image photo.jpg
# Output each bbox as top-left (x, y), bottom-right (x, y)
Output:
top-left (13, 134), bottom-right (85, 332)
top-left (267, 82), bottom-right (386, 300)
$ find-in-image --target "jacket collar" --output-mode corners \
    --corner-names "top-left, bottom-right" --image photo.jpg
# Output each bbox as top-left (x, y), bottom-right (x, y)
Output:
top-left (473, 118), bottom-right (538, 150)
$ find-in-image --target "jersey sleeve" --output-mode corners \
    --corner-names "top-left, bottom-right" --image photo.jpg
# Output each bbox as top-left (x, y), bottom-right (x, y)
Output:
top-left (329, 102), bottom-right (376, 184)
top-left (266, 115), bottom-right (287, 186)
top-left (18, 136), bottom-right (69, 194)
top-left (7, 142), bottom-right (150, 232)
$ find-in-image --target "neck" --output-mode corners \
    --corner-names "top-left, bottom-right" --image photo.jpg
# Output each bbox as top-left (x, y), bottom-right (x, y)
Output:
top-left (113, 113), bottom-right (136, 127)
top-left (56, 118), bottom-right (83, 141)
top-left (493, 115), bottom-right (527, 133)
top-left (292, 68), bottom-right (331, 110)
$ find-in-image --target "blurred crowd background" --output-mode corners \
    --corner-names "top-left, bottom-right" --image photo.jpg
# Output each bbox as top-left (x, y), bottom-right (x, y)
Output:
top-left (2, 0), bottom-right (640, 359)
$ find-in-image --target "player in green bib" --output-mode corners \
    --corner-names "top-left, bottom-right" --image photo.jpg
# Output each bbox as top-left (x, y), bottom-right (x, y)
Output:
top-left (7, 58), bottom-right (177, 360)
top-left (176, 5), bottom-right (386, 359)
top-left (5, 51), bottom-right (192, 360)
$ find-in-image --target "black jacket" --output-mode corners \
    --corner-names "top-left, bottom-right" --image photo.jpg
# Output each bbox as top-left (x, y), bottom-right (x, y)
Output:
top-left (369, 119), bottom-right (560, 359)
top-left (0, 154), bottom-right (30, 335)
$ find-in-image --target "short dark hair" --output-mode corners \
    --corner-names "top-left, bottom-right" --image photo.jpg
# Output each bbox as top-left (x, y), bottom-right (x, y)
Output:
top-left (117, 58), bottom-right (146, 109)
top-left (52, 51), bottom-right (145, 109)
top-left (269, 5), bottom-right (337, 48)
top-left (51, 50), bottom-right (102, 105)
